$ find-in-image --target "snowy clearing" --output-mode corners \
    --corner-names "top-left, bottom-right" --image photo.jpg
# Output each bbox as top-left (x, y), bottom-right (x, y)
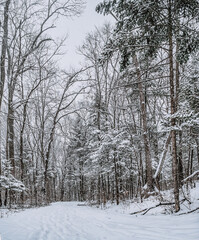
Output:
top-left (0, 202), bottom-right (199, 240)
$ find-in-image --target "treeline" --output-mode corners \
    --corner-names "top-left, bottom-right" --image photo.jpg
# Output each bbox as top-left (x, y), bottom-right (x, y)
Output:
top-left (0, 0), bottom-right (199, 213)
top-left (63, 1), bottom-right (199, 212)
top-left (0, 0), bottom-right (85, 206)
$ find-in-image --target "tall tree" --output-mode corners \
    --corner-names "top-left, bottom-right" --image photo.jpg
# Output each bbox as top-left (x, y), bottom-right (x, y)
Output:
top-left (96, 0), bottom-right (199, 211)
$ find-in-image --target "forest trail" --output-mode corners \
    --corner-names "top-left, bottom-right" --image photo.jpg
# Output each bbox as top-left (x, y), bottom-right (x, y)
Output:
top-left (0, 202), bottom-right (199, 240)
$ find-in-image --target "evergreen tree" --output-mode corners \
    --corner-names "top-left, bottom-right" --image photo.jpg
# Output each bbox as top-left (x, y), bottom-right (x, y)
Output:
top-left (96, 0), bottom-right (199, 211)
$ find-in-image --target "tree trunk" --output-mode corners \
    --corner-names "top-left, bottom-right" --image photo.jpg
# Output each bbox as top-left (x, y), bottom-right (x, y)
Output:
top-left (0, 0), bottom-right (11, 208)
top-left (154, 133), bottom-right (171, 180)
top-left (133, 55), bottom-right (153, 192)
top-left (168, 0), bottom-right (180, 212)
top-left (0, 0), bottom-right (11, 108)
top-left (175, 40), bottom-right (184, 186)
top-left (7, 99), bottom-right (15, 177)
top-left (114, 155), bottom-right (119, 205)
top-left (195, 139), bottom-right (199, 166)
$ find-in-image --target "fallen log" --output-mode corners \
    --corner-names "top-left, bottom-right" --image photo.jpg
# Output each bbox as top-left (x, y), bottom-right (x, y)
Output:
top-left (130, 199), bottom-right (186, 215)
top-left (130, 208), bottom-right (148, 215)
top-left (142, 202), bottom-right (175, 215)
top-left (130, 202), bottom-right (175, 215)
top-left (178, 207), bottom-right (199, 215)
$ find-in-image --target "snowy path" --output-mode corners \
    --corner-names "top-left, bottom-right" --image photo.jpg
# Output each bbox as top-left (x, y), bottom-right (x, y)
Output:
top-left (0, 202), bottom-right (199, 240)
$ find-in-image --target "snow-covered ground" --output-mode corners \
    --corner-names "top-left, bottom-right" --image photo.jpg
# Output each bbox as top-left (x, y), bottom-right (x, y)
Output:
top-left (0, 183), bottom-right (199, 240)
top-left (106, 182), bottom-right (199, 216)
top-left (0, 200), bottom-right (199, 240)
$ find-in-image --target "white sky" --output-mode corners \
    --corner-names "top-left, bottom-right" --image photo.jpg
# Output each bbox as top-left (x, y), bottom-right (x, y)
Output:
top-left (51, 0), bottom-right (113, 69)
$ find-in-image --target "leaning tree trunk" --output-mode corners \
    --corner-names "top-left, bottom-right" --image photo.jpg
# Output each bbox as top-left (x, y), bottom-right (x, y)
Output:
top-left (153, 133), bottom-right (171, 189)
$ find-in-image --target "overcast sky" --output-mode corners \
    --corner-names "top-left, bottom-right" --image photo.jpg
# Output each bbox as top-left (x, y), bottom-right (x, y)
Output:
top-left (51, 0), bottom-right (113, 69)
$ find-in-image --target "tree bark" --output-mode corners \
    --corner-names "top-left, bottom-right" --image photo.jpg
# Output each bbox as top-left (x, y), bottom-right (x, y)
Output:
top-left (7, 97), bottom-right (15, 177)
top-left (0, 0), bottom-right (11, 207)
top-left (0, 0), bottom-right (11, 108)
top-left (168, 0), bottom-right (180, 212)
top-left (133, 55), bottom-right (153, 192)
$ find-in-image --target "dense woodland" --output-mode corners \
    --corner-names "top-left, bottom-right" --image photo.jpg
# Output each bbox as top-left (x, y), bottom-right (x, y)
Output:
top-left (0, 0), bottom-right (199, 213)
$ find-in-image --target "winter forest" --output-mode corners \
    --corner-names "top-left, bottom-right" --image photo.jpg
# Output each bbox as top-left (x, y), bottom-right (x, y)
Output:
top-left (0, 0), bottom-right (199, 239)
